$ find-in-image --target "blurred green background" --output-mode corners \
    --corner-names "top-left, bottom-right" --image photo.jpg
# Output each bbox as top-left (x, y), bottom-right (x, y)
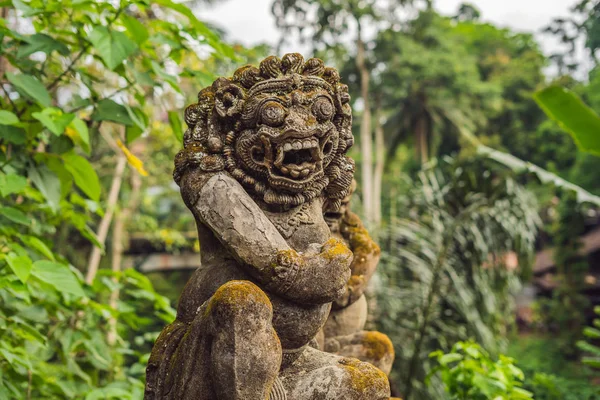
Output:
top-left (1, 0), bottom-right (599, 398)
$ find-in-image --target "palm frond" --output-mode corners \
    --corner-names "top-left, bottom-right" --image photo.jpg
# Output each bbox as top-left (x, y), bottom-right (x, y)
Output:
top-left (375, 156), bottom-right (539, 399)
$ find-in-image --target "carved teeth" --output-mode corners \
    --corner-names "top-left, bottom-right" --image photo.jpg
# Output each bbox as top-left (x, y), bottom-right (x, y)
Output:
top-left (283, 143), bottom-right (293, 151)
top-left (301, 169), bottom-right (310, 177)
top-left (292, 141), bottom-right (302, 150)
top-left (281, 166), bottom-right (289, 174)
top-left (290, 170), bottom-right (300, 178)
top-left (275, 148), bottom-right (284, 166)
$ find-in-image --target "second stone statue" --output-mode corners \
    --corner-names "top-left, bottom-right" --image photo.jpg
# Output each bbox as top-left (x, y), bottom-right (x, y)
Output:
top-left (145, 53), bottom-right (396, 400)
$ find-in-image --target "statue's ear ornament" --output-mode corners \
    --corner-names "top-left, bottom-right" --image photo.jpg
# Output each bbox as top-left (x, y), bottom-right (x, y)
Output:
top-left (213, 79), bottom-right (246, 119)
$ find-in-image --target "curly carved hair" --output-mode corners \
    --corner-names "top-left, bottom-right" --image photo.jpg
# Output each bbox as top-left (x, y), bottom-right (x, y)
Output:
top-left (174, 53), bottom-right (355, 210)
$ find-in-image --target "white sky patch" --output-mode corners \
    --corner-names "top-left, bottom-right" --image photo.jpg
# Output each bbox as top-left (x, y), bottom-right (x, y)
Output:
top-left (199, 0), bottom-right (586, 77)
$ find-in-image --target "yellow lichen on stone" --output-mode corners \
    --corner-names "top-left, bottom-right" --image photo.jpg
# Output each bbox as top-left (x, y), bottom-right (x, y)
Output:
top-left (347, 275), bottom-right (365, 290)
top-left (322, 237), bottom-right (352, 261)
top-left (339, 357), bottom-right (388, 393)
top-left (275, 249), bottom-right (303, 267)
top-left (205, 280), bottom-right (272, 316)
top-left (361, 331), bottom-right (394, 361)
top-left (351, 230), bottom-right (381, 256)
top-left (341, 212), bottom-right (381, 257)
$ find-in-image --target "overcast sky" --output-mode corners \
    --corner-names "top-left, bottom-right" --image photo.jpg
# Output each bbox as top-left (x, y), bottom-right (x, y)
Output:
top-left (199, 0), bottom-right (580, 63)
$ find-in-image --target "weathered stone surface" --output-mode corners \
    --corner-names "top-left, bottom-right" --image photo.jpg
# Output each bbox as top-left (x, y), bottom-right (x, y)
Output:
top-left (321, 182), bottom-right (395, 376)
top-left (145, 54), bottom-right (392, 399)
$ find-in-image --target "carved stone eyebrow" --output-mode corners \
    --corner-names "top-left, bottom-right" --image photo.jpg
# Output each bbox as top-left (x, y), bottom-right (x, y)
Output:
top-left (241, 93), bottom-right (289, 126)
top-left (303, 89), bottom-right (334, 102)
top-left (248, 75), bottom-right (334, 97)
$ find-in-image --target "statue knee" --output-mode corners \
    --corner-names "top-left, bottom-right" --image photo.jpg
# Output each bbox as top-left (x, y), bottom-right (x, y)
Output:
top-left (205, 280), bottom-right (273, 325)
top-left (359, 331), bottom-right (395, 375)
top-left (338, 357), bottom-right (390, 399)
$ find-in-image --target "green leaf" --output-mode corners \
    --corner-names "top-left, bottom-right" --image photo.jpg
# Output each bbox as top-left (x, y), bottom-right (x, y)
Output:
top-left (582, 357), bottom-right (600, 368)
top-left (584, 327), bottom-right (600, 340)
top-left (68, 118), bottom-right (91, 153)
top-left (11, 317), bottom-right (46, 345)
top-left (88, 26), bottom-right (137, 70)
top-left (6, 72), bottom-right (52, 107)
top-left (12, 0), bottom-right (39, 17)
top-left (534, 85), bottom-right (600, 156)
top-left (0, 347), bottom-right (31, 369)
top-left (476, 144), bottom-right (600, 206)
top-left (577, 340), bottom-right (600, 355)
top-left (512, 387), bottom-right (534, 398)
top-left (6, 253), bottom-right (33, 283)
top-left (20, 236), bottom-right (55, 261)
top-left (31, 260), bottom-right (85, 298)
top-left (45, 155), bottom-right (74, 198)
top-left (0, 110), bottom-right (20, 125)
top-left (122, 14), bottom-right (149, 45)
top-left (62, 152), bottom-right (101, 201)
top-left (85, 387), bottom-right (131, 400)
top-left (92, 99), bottom-right (133, 125)
top-left (49, 132), bottom-right (74, 154)
top-left (151, 61), bottom-right (181, 93)
top-left (126, 125), bottom-right (143, 143)
top-left (29, 165), bottom-right (61, 211)
top-left (0, 173), bottom-right (27, 196)
top-left (0, 206), bottom-right (29, 225)
top-left (473, 374), bottom-right (505, 397)
top-left (32, 107), bottom-right (75, 136)
top-left (168, 110), bottom-right (183, 142)
top-left (17, 33), bottom-right (69, 58)
top-left (0, 125), bottom-right (26, 144)
top-left (125, 104), bottom-right (148, 130)
top-left (153, 0), bottom-right (234, 58)
top-left (439, 353), bottom-right (463, 365)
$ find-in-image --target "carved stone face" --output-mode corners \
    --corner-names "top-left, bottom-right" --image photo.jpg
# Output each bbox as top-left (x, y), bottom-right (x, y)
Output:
top-left (236, 79), bottom-right (339, 194)
top-left (176, 54), bottom-right (355, 207)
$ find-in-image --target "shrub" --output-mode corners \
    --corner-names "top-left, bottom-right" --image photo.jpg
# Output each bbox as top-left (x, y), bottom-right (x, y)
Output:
top-left (429, 341), bottom-right (533, 400)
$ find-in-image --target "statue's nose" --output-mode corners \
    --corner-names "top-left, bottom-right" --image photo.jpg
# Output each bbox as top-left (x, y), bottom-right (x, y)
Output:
top-left (284, 105), bottom-right (317, 132)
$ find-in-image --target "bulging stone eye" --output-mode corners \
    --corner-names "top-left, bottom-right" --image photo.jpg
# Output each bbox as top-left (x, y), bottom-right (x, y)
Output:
top-left (260, 101), bottom-right (286, 127)
top-left (312, 97), bottom-right (334, 122)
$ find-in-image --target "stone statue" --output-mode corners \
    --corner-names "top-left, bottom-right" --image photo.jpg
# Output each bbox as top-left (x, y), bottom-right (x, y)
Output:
top-left (145, 54), bottom-right (392, 400)
top-left (318, 180), bottom-right (395, 376)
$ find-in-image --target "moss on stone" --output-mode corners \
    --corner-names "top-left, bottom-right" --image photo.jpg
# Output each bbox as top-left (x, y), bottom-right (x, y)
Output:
top-left (275, 249), bottom-right (303, 267)
top-left (361, 331), bottom-right (394, 361)
top-left (205, 280), bottom-right (272, 316)
top-left (339, 357), bottom-right (388, 393)
top-left (322, 237), bottom-right (351, 261)
top-left (347, 275), bottom-right (365, 290)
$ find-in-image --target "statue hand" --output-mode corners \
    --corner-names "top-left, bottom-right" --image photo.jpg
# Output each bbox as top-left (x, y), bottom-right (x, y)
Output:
top-left (269, 238), bottom-right (352, 305)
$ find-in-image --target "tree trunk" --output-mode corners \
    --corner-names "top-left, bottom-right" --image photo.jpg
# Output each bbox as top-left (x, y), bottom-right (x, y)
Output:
top-left (0, 8), bottom-right (7, 78)
top-left (85, 152), bottom-right (127, 284)
top-left (356, 24), bottom-right (373, 224)
top-left (415, 114), bottom-right (428, 164)
top-left (107, 171), bottom-right (142, 345)
top-left (372, 104), bottom-right (385, 226)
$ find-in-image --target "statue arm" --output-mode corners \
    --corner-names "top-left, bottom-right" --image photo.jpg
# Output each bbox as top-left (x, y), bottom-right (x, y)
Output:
top-left (191, 172), bottom-right (289, 272)
top-left (333, 211), bottom-right (381, 309)
top-left (182, 170), bottom-right (352, 304)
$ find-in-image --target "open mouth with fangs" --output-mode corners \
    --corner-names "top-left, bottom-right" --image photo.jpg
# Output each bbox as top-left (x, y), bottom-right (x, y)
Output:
top-left (272, 137), bottom-right (323, 180)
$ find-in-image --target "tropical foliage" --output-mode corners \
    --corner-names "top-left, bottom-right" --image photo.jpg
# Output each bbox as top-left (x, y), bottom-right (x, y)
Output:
top-left (1, 0), bottom-right (599, 399)
top-left (375, 156), bottom-right (539, 399)
top-left (429, 341), bottom-right (532, 400)
top-left (0, 0), bottom-right (236, 397)
top-left (578, 306), bottom-right (600, 370)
